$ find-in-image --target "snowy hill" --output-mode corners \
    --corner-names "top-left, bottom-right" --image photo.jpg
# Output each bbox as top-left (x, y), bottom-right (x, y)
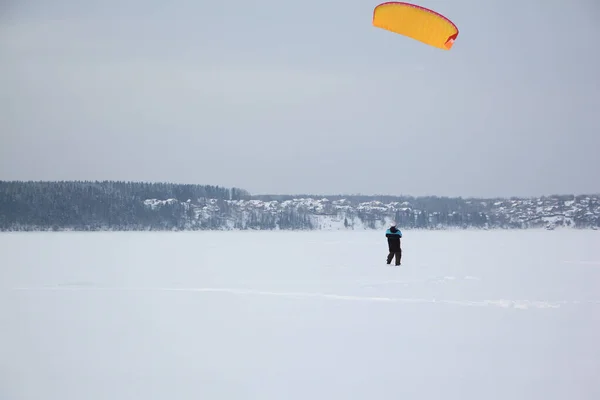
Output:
top-left (143, 195), bottom-right (600, 231)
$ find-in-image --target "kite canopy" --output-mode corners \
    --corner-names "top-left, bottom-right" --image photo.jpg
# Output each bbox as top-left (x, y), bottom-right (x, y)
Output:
top-left (372, 2), bottom-right (459, 50)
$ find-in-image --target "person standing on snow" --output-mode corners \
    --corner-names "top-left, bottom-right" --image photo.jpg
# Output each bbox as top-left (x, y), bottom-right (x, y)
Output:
top-left (385, 223), bottom-right (402, 265)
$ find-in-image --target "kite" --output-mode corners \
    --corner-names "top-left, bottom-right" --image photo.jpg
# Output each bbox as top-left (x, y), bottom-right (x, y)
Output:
top-left (372, 2), bottom-right (459, 50)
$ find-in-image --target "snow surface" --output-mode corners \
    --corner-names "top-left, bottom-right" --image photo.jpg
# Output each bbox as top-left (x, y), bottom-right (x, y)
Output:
top-left (1, 229), bottom-right (599, 400)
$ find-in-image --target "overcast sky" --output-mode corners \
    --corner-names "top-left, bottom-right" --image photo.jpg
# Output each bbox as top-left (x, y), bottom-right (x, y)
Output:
top-left (1, 0), bottom-right (599, 198)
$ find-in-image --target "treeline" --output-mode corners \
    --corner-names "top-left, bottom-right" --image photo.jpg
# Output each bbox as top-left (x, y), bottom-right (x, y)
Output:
top-left (0, 180), bottom-right (250, 231)
top-left (0, 180), bottom-right (598, 231)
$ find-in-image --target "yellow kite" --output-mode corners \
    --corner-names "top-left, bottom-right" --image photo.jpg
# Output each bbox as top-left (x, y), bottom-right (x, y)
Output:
top-left (372, 2), bottom-right (459, 50)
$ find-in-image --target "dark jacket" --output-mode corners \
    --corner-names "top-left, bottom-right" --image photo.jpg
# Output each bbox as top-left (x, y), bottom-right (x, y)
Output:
top-left (385, 226), bottom-right (402, 252)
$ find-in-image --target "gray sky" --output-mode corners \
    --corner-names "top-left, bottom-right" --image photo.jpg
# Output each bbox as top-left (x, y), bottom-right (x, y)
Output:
top-left (1, 0), bottom-right (599, 198)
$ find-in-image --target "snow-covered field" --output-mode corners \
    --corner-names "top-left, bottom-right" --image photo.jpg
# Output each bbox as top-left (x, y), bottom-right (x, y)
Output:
top-left (1, 229), bottom-right (599, 400)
